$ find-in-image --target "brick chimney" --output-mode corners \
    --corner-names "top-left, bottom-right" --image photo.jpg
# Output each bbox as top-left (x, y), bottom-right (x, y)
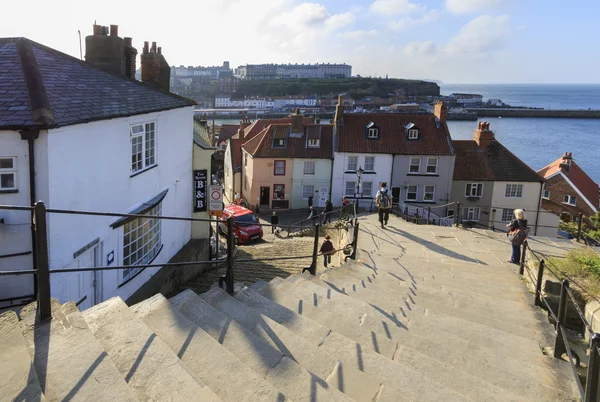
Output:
top-left (434, 101), bottom-right (447, 123)
top-left (559, 152), bottom-right (573, 173)
top-left (473, 121), bottom-right (495, 151)
top-left (85, 23), bottom-right (137, 77)
top-left (141, 40), bottom-right (171, 91)
top-left (237, 116), bottom-right (251, 139)
top-left (291, 108), bottom-right (303, 134)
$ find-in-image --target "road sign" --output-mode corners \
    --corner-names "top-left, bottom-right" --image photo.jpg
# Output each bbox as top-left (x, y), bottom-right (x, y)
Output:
top-left (209, 185), bottom-right (223, 216)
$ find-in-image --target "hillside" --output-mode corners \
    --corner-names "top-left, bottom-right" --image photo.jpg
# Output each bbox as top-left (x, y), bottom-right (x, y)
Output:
top-left (236, 78), bottom-right (440, 99)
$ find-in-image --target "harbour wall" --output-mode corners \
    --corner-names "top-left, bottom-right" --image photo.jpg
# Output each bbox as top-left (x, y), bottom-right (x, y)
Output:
top-left (467, 108), bottom-right (600, 118)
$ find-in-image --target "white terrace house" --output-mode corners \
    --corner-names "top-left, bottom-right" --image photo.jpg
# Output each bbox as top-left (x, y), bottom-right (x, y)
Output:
top-left (0, 38), bottom-right (195, 310)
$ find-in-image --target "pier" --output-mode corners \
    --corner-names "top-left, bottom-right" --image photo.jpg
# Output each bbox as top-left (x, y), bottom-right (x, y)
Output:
top-left (467, 108), bottom-right (600, 119)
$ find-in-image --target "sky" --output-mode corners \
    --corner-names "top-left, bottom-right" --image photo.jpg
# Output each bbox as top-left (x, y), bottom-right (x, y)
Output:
top-left (1, 0), bottom-right (598, 83)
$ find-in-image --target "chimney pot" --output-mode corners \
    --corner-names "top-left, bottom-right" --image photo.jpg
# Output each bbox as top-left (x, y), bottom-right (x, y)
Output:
top-left (110, 25), bottom-right (119, 37)
top-left (93, 24), bottom-right (103, 35)
top-left (143, 41), bottom-right (149, 53)
top-left (157, 47), bottom-right (162, 55)
top-left (124, 37), bottom-right (132, 47)
top-left (151, 42), bottom-right (157, 53)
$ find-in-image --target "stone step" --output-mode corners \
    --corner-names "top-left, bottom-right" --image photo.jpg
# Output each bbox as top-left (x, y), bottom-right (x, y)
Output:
top-left (169, 290), bottom-right (353, 402)
top-left (0, 311), bottom-right (46, 402)
top-left (82, 297), bottom-right (221, 401)
top-left (131, 293), bottom-right (288, 402)
top-left (255, 278), bottom-right (575, 392)
top-left (200, 287), bottom-right (377, 401)
top-left (236, 286), bottom-right (515, 402)
top-left (19, 300), bottom-right (138, 402)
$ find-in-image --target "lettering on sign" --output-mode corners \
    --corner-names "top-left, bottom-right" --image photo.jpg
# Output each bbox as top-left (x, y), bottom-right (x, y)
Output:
top-left (209, 185), bottom-right (224, 216)
top-left (193, 169), bottom-right (207, 212)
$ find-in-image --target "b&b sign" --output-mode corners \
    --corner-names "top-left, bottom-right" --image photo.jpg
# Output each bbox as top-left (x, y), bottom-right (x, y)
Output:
top-left (193, 169), bottom-right (207, 212)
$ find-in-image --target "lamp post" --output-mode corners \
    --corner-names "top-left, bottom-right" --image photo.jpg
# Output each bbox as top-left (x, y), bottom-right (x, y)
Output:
top-left (356, 166), bottom-right (364, 198)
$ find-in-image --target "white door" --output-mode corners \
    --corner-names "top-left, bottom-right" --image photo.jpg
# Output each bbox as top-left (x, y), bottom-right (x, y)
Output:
top-left (66, 245), bottom-right (97, 310)
top-left (318, 187), bottom-right (328, 208)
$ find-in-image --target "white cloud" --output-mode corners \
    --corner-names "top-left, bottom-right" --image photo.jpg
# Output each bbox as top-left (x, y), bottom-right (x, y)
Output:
top-left (326, 12), bottom-right (356, 31)
top-left (403, 41), bottom-right (438, 57)
top-left (446, 0), bottom-right (505, 14)
top-left (271, 2), bottom-right (330, 27)
top-left (340, 29), bottom-right (379, 40)
top-left (446, 14), bottom-right (510, 54)
top-left (369, 0), bottom-right (425, 15)
top-left (390, 9), bottom-right (440, 30)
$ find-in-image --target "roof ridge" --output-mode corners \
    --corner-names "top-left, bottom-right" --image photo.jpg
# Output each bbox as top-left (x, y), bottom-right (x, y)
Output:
top-left (15, 38), bottom-right (55, 127)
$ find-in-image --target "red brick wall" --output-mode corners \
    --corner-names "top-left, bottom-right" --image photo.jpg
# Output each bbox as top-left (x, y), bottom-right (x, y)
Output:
top-left (541, 174), bottom-right (595, 217)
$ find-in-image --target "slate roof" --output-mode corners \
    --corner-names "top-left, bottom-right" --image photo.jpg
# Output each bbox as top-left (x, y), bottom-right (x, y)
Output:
top-left (0, 37), bottom-right (195, 130)
top-left (242, 124), bottom-right (333, 159)
top-left (337, 113), bottom-right (453, 156)
top-left (452, 140), bottom-right (542, 182)
top-left (538, 155), bottom-right (599, 209)
top-left (193, 115), bottom-right (215, 149)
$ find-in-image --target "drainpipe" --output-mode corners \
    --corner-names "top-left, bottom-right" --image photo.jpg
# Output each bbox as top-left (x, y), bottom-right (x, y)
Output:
top-left (534, 181), bottom-right (544, 236)
top-left (328, 157), bottom-right (334, 202)
top-left (19, 129), bottom-right (40, 298)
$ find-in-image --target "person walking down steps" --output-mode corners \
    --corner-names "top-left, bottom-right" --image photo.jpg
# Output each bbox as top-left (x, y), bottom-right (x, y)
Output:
top-left (320, 234), bottom-right (335, 267)
top-left (506, 209), bottom-right (529, 264)
top-left (376, 182), bottom-right (392, 228)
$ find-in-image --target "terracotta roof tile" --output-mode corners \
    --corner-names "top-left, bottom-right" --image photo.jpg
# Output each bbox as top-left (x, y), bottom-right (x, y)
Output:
top-left (243, 124), bottom-right (333, 159)
top-left (538, 155), bottom-right (599, 208)
top-left (338, 113), bottom-right (453, 155)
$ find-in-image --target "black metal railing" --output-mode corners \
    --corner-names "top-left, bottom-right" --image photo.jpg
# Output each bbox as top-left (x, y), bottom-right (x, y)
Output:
top-left (0, 201), bottom-right (361, 321)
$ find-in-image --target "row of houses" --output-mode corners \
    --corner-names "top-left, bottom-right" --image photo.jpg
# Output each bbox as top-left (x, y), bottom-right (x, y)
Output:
top-left (224, 97), bottom-right (599, 236)
top-left (0, 30), bottom-right (215, 311)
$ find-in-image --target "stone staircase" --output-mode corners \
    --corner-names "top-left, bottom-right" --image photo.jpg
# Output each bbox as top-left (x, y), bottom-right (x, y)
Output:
top-left (0, 214), bottom-right (581, 401)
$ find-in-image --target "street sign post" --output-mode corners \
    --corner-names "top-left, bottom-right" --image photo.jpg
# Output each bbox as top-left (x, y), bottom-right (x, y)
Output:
top-left (209, 185), bottom-right (223, 216)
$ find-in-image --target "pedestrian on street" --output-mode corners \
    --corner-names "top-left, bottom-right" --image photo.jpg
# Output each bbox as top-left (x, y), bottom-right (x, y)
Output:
top-left (270, 211), bottom-right (279, 234)
top-left (341, 196), bottom-right (351, 221)
top-left (320, 235), bottom-right (334, 267)
top-left (376, 182), bottom-right (392, 228)
top-left (324, 199), bottom-right (333, 224)
top-left (506, 209), bottom-right (529, 264)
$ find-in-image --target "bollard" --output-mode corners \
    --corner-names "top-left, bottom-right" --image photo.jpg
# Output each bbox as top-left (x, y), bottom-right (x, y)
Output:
top-left (34, 202), bottom-right (51, 321)
top-left (427, 207), bottom-right (431, 225)
top-left (534, 259), bottom-right (545, 307)
top-left (349, 222), bottom-right (360, 260)
top-left (553, 280), bottom-right (569, 359)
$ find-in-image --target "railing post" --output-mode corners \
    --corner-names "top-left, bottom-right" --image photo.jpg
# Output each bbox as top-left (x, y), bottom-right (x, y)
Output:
top-left (404, 206), bottom-right (408, 221)
top-left (585, 333), bottom-right (600, 402)
top-left (535, 259), bottom-right (545, 307)
top-left (427, 207), bottom-right (431, 225)
top-left (577, 213), bottom-right (583, 242)
top-left (308, 223), bottom-right (320, 275)
top-left (456, 202), bottom-right (461, 226)
top-left (519, 240), bottom-right (527, 275)
top-left (225, 217), bottom-right (235, 294)
top-left (553, 279), bottom-right (570, 359)
top-left (350, 222), bottom-right (360, 260)
top-left (34, 202), bottom-right (51, 321)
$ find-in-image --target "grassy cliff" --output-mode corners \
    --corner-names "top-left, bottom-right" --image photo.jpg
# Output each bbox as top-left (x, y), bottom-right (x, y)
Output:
top-left (235, 78), bottom-right (440, 99)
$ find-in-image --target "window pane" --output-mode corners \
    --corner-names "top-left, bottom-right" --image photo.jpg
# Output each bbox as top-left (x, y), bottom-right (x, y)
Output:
top-left (345, 181), bottom-right (356, 196)
top-left (426, 158), bottom-right (438, 173)
top-left (364, 157), bottom-right (375, 171)
top-left (303, 161), bottom-right (315, 175)
top-left (409, 157), bottom-right (420, 173)
top-left (502, 209), bottom-right (513, 222)
top-left (362, 181), bottom-right (372, 197)
top-left (123, 201), bottom-right (162, 282)
top-left (0, 158), bottom-right (13, 169)
top-left (0, 173), bottom-right (15, 189)
top-left (424, 185), bottom-right (435, 201)
top-left (347, 156), bottom-right (358, 171)
top-left (407, 185), bottom-right (417, 200)
top-left (302, 185), bottom-right (314, 199)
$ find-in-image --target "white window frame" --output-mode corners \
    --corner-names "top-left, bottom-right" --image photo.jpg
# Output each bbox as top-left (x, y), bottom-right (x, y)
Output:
top-left (303, 160), bottom-right (316, 175)
top-left (347, 156), bottom-right (358, 171)
top-left (423, 185), bottom-right (435, 202)
top-left (364, 156), bottom-right (375, 172)
top-left (465, 183), bottom-right (484, 197)
top-left (345, 181), bottom-right (356, 196)
top-left (563, 195), bottom-right (577, 205)
top-left (302, 184), bottom-right (315, 200)
top-left (0, 157), bottom-right (17, 190)
top-left (463, 207), bottom-right (481, 221)
top-left (504, 184), bottom-right (523, 198)
top-left (406, 185), bottom-right (418, 201)
top-left (122, 202), bottom-right (162, 282)
top-left (130, 122), bottom-right (156, 174)
top-left (426, 157), bottom-right (438, 174)
top-left (501, 208), bottom-right (514, 222)
top-left (408, 129), bottom-right (419, 140)
top-left (542, 190), bottom-right (550, 199)
top-left (362, 181), bottom-right (373, 197)
top-left (409, 157), bottom-right (420, 173)
top-left (307, 138), bottom-right (320, 148)
top-left (368, 128), bottom-right (379, 139)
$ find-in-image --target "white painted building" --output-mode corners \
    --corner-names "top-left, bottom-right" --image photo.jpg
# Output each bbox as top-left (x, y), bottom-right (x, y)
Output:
top-left (215, 95), bottom-right (231, 108)
top-left (0, 37), bottom-right (196, 310)
top-left (273, 96), bottom-right (318, 110)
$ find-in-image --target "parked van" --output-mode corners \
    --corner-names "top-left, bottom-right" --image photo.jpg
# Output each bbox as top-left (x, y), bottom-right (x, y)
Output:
top-left (218, 204), bottom-right (263, 244)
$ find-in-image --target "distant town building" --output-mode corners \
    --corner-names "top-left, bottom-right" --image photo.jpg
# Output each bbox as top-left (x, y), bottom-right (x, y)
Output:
top-left (235, 63), bottom-right (351, 80)
top-left (449, 93), bottom-right (483, 105)
top-left (173, 62), bottom-right (232, 79)
top-left (538, 152), bottom-right (599, 218)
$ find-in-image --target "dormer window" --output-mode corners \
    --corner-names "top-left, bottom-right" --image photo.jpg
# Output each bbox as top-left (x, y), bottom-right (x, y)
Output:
top-left (408, 129), bottom-right (419, 140)
top-left (307, 138), bottom-right (320, 148)
top-left (272, 139), bottom-right (286, 148)
top-left (366, 122), bottom-right (379, 139)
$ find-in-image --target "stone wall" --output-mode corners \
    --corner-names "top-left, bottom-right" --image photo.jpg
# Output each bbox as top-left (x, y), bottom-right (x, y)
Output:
top-left (125, 239), bottom-right (210, 305)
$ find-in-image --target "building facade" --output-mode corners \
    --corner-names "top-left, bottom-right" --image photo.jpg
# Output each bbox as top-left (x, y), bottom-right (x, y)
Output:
top-left (236, 63), bottom-right (351, 80)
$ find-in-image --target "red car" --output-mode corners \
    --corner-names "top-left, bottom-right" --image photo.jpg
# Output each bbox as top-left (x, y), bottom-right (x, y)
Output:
top-left (218, 205), bottom-right (263, 244)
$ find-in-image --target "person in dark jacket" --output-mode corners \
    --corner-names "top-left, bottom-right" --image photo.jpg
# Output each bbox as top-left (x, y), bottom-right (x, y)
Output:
top-left (270, 211), bottom-right (279, 234)
top-left (320, 235), bottom-right (334, 267)
top-left (506, 209), bottom-right (528, 264)
top-left (324, 199), bottom-right (333, 224)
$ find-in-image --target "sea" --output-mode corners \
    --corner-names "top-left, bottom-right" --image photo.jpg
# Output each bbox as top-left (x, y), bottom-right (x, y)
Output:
top-left (441, 84), bottom-right (600, 183)
top-left (210, 84), bottom-right (600, 183)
